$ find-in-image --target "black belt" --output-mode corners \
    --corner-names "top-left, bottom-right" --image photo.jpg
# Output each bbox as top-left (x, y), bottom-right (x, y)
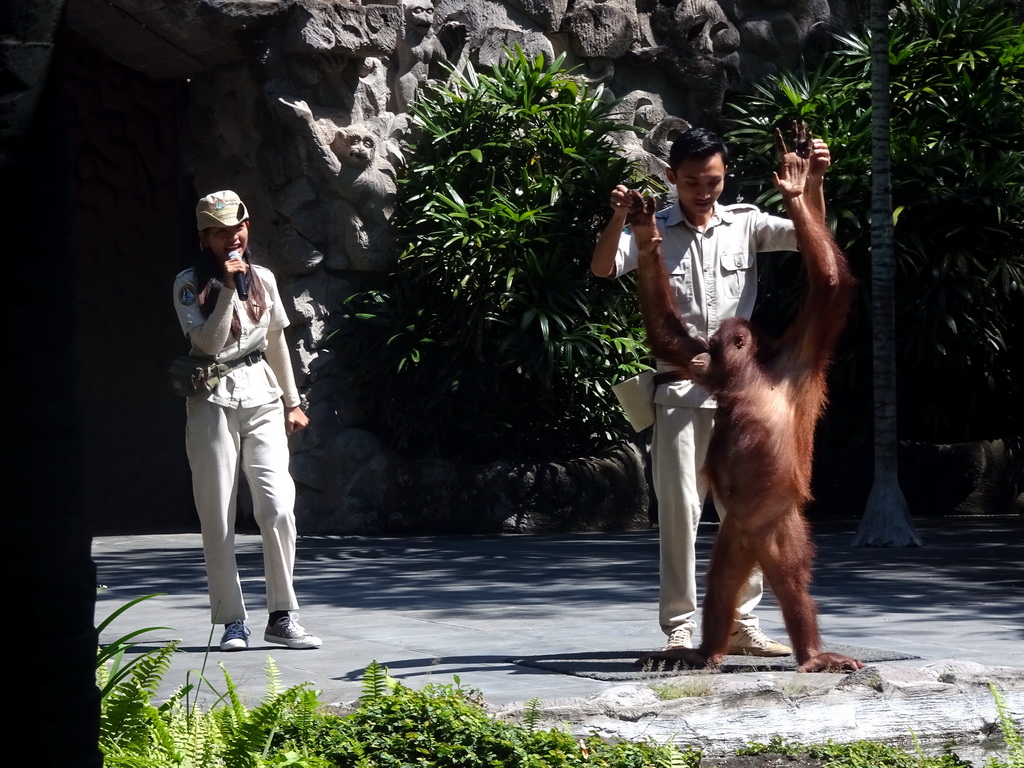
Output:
top-left (223, 350), bottom-right (264, 370)
top-left (653, 370), bottom-right (689, 387)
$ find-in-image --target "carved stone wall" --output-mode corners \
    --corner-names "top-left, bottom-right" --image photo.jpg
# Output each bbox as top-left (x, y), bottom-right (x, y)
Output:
top-left (66, 0), bottom-right (867, 533)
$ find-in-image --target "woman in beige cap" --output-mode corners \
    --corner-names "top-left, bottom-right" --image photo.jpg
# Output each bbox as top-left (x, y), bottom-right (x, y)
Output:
top-left (172, 190), bottom-right (321, 652)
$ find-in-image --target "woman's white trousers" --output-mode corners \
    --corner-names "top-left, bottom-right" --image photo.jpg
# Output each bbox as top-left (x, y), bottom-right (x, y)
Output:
top-left (186, 397), bottom-right (299, 623)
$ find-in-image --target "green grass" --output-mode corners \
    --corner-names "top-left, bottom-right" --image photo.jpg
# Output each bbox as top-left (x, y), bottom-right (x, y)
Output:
top-left (650, 678), bottom-right (715, 700)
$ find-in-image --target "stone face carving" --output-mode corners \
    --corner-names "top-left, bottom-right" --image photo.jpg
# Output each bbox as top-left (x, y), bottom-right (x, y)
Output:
top-left (509, 0), bottom-right (569, 32)
top-left (732, 0), bottom-right (836, 81)
top-left (655, 1), bottom-right (741, 59)
top-left (630, 0), bottom-right (737, 126)
top-left (285, 0), bottom-right (401, 57)
top-left (437, 0), bottom-right (552, 70)
top-left (473, 25), bottom-right (553, 68)
top-left (564, 0), bottom-right (639, 60)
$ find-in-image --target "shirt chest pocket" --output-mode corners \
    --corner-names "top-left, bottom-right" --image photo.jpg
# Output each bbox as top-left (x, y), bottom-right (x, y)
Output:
top-left (720, 249), bottom-right (755, 299)
top-left (667, 264), bottom-right (694, 311)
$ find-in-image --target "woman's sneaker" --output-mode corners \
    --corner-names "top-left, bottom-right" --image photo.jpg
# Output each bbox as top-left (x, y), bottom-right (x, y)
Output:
top-left (264, 612), bottom-right (322, 649)
top-left (220, 620), bottom-right (250, 652)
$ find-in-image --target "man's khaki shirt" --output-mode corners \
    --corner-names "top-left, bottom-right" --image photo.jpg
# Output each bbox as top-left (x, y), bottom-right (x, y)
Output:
top-left (613, 201), bottom-right (797, 408)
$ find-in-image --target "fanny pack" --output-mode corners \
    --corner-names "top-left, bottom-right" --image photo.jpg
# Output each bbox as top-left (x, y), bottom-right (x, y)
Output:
top-left (611, 371), bottom-right (656, 432)
top-left (167, 350), bottom-right (264, 397)
top-left (612, 369), bottom-right (692, 432)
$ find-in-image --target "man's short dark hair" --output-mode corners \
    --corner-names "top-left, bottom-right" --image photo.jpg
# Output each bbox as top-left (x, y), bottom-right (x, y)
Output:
top-left (668, 128), bottom-right (730, 171)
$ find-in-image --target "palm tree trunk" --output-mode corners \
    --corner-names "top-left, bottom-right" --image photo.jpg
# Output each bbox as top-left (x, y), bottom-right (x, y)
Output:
top-left (853, 0), bottom-right (923, 548)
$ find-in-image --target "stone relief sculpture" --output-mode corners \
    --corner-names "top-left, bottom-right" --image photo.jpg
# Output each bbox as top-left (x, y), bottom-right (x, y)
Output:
top-left (392, 0), bottom-right (449, 114)
top-left (635, 0), bottom-right (737, 125)
top-left (279, 98), bottom-right (397, 272)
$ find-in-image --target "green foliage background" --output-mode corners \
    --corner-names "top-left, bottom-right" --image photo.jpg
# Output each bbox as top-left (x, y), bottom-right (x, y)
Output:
top-left (339, 0), bottom-right (1024, 459)
top-left (723, 0), bottom-right (1024, 445)
top-left (338, 49), bottom-right (661, 463)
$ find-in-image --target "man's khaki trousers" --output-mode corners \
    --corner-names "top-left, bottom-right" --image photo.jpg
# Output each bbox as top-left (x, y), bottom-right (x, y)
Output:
top-left (652, 403), bottom-right (764, 637)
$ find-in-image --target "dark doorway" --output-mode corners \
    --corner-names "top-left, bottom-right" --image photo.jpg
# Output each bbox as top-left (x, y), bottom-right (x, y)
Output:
top-left (69, 31), bottom-right (197, 532)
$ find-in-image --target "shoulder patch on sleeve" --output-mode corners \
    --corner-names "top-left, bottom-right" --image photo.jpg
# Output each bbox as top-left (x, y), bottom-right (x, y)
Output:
top-left (178, 284), bottom-right (197, 306)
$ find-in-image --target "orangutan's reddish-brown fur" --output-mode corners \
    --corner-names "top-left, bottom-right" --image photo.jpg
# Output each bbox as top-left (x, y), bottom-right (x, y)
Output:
top-left (631, 136), bottom-right (862, 673)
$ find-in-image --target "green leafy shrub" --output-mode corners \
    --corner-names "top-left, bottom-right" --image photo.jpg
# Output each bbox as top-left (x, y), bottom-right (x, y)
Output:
top-left (723, 0), bottom-right (1024, 444)
top-left (96, 610), bottom-right (1022, 768)
top-left (100, 649), bottom-right (334, 768)
top-left (98, 639), bottom-right (698, 768)
top-left (739, 735), bottom-right (974, 767)
top-left (277, 661), bottom-right (699, 768)
top-left (338, 48), bottom-right (661, 462)
top-left (97, 596), bottom-right (335, 767)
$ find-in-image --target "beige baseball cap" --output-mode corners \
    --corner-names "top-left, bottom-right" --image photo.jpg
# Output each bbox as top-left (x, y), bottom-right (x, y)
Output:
top-left (196, 190), bottom-right (249, 230)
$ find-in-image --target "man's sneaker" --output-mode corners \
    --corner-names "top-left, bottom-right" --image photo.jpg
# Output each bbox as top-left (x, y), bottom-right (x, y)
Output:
top-left (220, 620), bottom-right (250, 652)
top-left (663, 626), bottom-right (693, 650)
top-left (727, 625), bottom-right (791, 657)
top-left (264, 613), bottom-right (322, 649)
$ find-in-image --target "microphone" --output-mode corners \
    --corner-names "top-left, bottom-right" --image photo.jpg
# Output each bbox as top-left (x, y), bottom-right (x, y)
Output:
top-left (229, 250), bottom-right (249, 300)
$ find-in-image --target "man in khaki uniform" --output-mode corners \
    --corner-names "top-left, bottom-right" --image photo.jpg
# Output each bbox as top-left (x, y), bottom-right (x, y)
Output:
top-left (591, 128), bottom-right (830, 654)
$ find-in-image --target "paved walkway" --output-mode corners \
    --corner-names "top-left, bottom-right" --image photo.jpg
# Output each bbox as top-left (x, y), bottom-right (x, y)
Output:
top-left (93, 516), bottom-right (1024, 762)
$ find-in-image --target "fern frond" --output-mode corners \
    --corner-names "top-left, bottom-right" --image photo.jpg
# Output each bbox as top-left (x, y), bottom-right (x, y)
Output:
top-left (157, 681), bottom-right (192, 716)
top-left (219, 661), bottom-right (248, 723)
top-left (170, 703), bottom-right (223, 768)
top-left (264, 654), bottom-right (283, 698)
top-left (99, 679), bottom-right (158, 751)
top-left (96, 654), bottom-right (111, 691)
top-left (276, 685), bottom-right (324, 742)
top-left (99, 636), bottom-right (179, 701)
top-left (114, 696), bottom-right (225, 768)
top-left (221, 683), bottom-right (314, 768)
top-left (99, 642), bottom-right (181, 751)
top-left (126, 640), bottom-right (179, 697)
top-left (360, 660), bottom-right (396, 702)
top-left (522, 697), bottom-right (542, 731)
top-left (132, 697), bottom-right (183, 763)
top-left (655, 743), bottom-right (694, 768)
top-left (990, 682), bottom-right (1023, 762)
